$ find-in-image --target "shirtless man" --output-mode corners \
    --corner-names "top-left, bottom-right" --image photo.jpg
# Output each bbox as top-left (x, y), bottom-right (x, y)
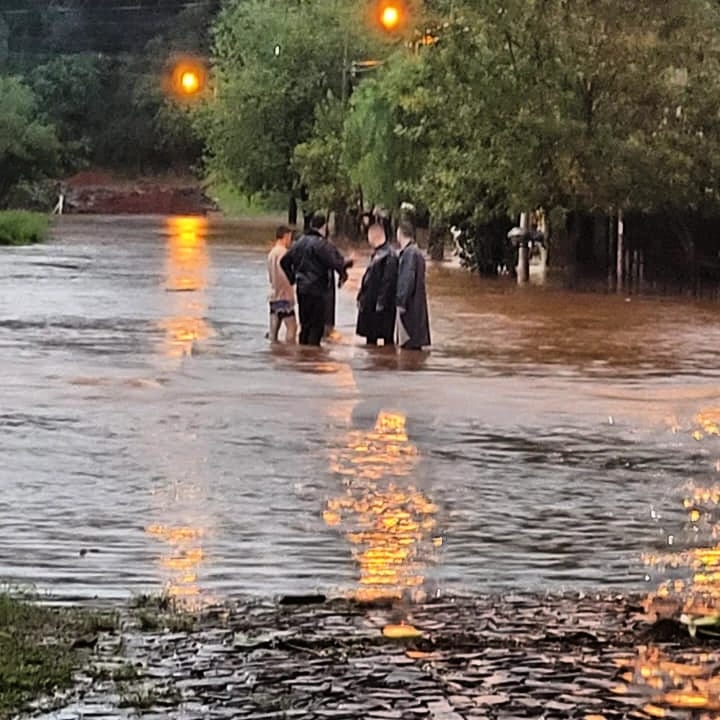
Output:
top-left (267, 225), bottom-right (297, 343)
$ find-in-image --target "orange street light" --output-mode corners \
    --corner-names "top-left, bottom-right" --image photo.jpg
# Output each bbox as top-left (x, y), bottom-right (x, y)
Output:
top-left (167, 57), bottom-right (207, 101)
top-left (381, 5), bottom-right (401, 30)
top-left (376, 1), bottom-right (407, 32)
top-left (180, 70), bottom-right (200, 95)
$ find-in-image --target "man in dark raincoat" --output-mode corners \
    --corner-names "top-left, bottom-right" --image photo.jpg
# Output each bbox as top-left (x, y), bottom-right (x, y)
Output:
top-left (356, 224), bottom-right (398, 346)
top-left (280, 213), bottom-right (353, 346)
top-left (396, 220), bottom-right (431, 350)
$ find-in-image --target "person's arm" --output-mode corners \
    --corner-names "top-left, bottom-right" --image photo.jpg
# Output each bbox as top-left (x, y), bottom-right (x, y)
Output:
top-left (377, 254), bottom-right (398, 312)
top-left (396, 249), bottom-right (417, 312)
top-left (319, 239), bottom-right (353, 285)
top-left (280, 244), bottom-right (297, 285)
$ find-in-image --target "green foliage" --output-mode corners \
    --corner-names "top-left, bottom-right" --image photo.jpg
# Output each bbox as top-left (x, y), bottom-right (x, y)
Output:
top-left (203, 0), bottom-right (390, 196)
top-left (421, 0), bottom-right (720, 220)
top-left (0, 77), bottom-right (59, 204)
top-left (208, 182), bottom-right (285, 217)
top-left (2, 0), bottom-right (219, 63)
top-left (3, 180), bottom-right (57, 211)
top-left (293, 98), bottom-right (354, 211)
top-left (327, 0), bottom-right (720, 269)
top-left (0, 211), bottom-right (49, 245)
top-left (0, 594), bottom-right (92, 715)
top-left (0, 15), bottom-right (9, 67)
top-left (1, 1), bottom-right (216, 183)
top-left (28, 54), bottom-right (105, 170)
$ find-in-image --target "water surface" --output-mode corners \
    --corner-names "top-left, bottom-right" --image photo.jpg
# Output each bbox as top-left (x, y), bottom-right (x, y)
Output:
top-left (1, 214), bottom-right (719, 604)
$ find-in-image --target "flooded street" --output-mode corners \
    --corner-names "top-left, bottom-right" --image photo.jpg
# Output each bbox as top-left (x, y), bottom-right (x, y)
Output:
top-left (2, 214), bottom-right (720, 605)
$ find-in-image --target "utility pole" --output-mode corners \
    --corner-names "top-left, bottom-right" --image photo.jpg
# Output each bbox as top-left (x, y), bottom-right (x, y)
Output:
top-left (517, 212), bottom-right (530, 284)
top-left (616, 209), bottom-right (625, 293)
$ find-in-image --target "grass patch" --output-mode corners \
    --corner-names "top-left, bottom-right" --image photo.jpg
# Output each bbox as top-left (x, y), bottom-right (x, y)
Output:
top-left (0, 211), bottom-right (50, 246)
top-left (207, 182), bottom-right (285, 219)
top-left (0, 594), bottom-right (113, 717)
top-left (130, 591), bottom-right (196, 633)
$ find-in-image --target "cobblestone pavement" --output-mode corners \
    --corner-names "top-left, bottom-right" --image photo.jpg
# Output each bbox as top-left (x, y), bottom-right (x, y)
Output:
top-left (24, 593), bottom-right (720, 720)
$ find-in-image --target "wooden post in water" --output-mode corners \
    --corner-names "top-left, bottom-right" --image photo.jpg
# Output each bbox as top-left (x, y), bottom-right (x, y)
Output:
top-left (616, 210), bottom-right (625, 292)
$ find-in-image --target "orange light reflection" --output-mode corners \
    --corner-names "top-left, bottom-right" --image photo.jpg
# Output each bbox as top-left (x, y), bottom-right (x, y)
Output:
top-left (160, 216), bottom-right (212, 359)
top-left (146, 523), bottom-right (207, 605)
top-left (325, 409), bottom-right (438, 602)
top-left (630, 409), bottom-right (720, 714)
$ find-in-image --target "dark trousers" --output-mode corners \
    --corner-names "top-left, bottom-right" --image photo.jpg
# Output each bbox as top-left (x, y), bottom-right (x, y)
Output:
top-left (298, 292), bottom-right (326, 346)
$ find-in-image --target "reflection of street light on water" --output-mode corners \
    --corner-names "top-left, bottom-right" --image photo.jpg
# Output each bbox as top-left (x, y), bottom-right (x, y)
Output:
top-left (160, 216), bottom-right (213, 359)
top-left (612, 409), bottom-right (720, 714)
top-left (146, 524), bottom-right (206, 604)
top-left (144, 216), bottom-right (216, 609)
top-left (324, 409), bottom-right (440, 602)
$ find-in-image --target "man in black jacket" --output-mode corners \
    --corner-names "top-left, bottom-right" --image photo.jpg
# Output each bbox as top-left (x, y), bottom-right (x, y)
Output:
top-left (356, 224), bottom-right (398, 346)
top-left (280, 213), bottom-right (354, 346)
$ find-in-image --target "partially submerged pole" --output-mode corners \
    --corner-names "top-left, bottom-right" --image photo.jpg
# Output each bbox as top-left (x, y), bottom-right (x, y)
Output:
top-left (517, 212), bottom-right (530, 284)
top-left (616, 209), bottom-right (624, 292)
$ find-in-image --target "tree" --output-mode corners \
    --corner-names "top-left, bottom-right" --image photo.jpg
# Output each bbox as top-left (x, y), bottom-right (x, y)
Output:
top-left (0, 76), bottom-right (59, 204)
top-left (339, 0), bottom-right (720, 269)
top-left (293, 98), bottom-right (354, 213)
top-left (203, 0), bottom-right (390, 197)
top-left (29, 54), bottom-right (105, 170)
top-left (343, 54), bottom-right (426, 212)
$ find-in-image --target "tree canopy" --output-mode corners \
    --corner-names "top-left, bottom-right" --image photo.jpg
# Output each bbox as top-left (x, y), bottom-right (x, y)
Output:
top-left (199, 0), bottom-right (720, 261)
top-left (4, 0), bottom-right (720, 261)
top-left (0, 0), bottom-right (215, 184)
top-left (0, 76), bottom-right (59, 204)
top-left (203, 0), bottom-right (395, 197)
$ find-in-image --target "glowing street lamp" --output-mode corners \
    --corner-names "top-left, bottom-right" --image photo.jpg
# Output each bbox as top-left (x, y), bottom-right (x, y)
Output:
top-left (180, 70), bottom-right (200, 95)
top-left (381, 5), bottom-right (401, 30)
top-left (376, 1), bottom-right (407, 32)
top-left (167, 57), bottom-right (207, 101)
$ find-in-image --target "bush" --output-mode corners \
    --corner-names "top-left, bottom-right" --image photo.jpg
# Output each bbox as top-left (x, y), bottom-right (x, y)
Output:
top-left (3, 180), bottom-right (58, 211)
top-left (0, 210), bottom-right (50, 246)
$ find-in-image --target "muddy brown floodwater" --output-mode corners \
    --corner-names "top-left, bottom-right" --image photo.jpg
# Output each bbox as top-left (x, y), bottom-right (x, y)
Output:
top-left (2, 215), bottom-right (720, 607)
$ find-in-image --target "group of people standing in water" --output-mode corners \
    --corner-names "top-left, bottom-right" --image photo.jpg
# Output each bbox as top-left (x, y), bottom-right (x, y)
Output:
top-left (267, 212), bottom-right (431, 350)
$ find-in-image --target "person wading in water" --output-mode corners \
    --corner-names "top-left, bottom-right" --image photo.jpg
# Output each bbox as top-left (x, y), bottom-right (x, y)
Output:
top-left (356, 223), bottom-right (398, 346)
top-left (280, 213), bottom-right (354, 346)
top-left (396, 221), bottom-right (431, 351)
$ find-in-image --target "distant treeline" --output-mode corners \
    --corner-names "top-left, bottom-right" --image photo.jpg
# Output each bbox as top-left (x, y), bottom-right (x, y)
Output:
top-left (0, 0), bottom-right (218, 208)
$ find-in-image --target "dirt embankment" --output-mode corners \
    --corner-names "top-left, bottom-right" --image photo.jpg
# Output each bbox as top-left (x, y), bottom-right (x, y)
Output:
top-left (61, 171), bottom-right (218, 215)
